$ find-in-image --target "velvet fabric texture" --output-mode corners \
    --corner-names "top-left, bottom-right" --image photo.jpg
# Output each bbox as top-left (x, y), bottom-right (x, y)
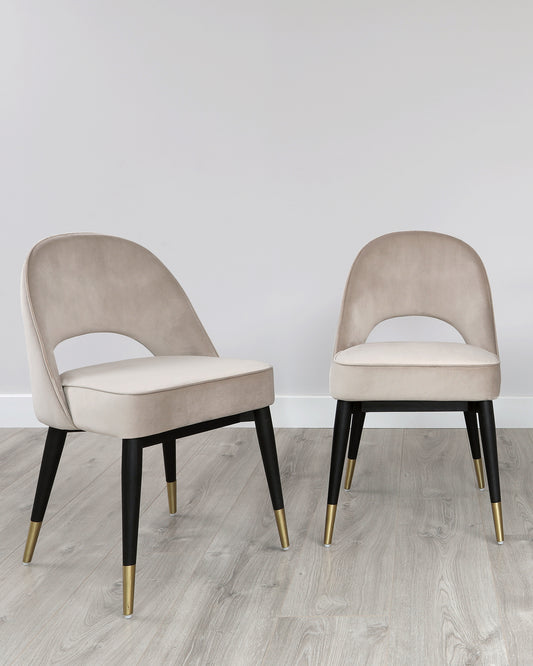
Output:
top-left (61, 356), bottom-right (274, 438)
top-left (330, 231), bottom-right (500, 401)
top-left (21, 234), bottom-right (274, 435)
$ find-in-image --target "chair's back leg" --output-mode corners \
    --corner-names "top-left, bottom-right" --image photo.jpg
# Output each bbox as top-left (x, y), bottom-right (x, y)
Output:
top-left (345, 404), bottom-right (365, 490)
top-left (253, 407), bottom-right (289, 550)
top-left (122, 439), bottom-right (143, 617)
top-left (477, 401), bottom-right (504, 544)
top-left (162, 438), bottom-right (177, 515)
top-left (324, 400), bottom-right (352, 546)
top-left (464, 405), bottom-right (485, 490)
top-left (23, 427), bottom-right (67, 564)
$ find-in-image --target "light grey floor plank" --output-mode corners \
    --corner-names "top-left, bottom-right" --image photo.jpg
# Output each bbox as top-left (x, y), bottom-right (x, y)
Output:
top-left (480, 429), bottom-right (533, 664)
top-left (399, 427), bottom-right (479, 499)
top-left (280, 429), bottom-right (404, 618)
top-left (0, 427), bottom-right (532, 666)
top-left (262, 616), bottom-right (390, 666)
top-left (391, 428), bottom-right (509, 665)
top-left (484, 428), bottom-right (533, 538)
top-left (13, 428), bottom-right (263, 665)
top-left (0, 438), bottom-right (166, 664)
top-left (390, 496), bottom-right (508, 665)
top-left (0, 431), bottom-right (116, 563)
top-left (0, 428), bottom-right (25, 443)
top-left (0, 428), bottom-right (48, 490)
top-left (487, 539), bottom-right (533, 666)
top-left (139, 428), bottom-right (331, 665)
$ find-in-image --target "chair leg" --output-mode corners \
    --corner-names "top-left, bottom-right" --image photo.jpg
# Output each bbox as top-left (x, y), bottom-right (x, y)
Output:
top-left (477, 401), bottom-right (504, 544)
top-left (253, 407), bottom-right (289, 550)
top-left (464, 405), bottom-right (485, 490)
top-left (162, 438), bottom-right (177, 515)
top-left (344, 403), bottom-right (365, 491)
top-left (23, 427), bottom-right (67, 564)
top-left (122, 439), bottom-right (143, 617)
top-left (324, 400), bottom-right (352, 546)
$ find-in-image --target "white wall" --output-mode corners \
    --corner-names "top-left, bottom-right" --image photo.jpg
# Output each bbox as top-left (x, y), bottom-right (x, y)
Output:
top-left (2, 2), bottom-right (533, 426)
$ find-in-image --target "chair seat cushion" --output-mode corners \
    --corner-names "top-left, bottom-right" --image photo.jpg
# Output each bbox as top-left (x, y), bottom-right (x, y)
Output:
top-left (330, 342), bottom-right (500, 401)
top-left (61, 356), bottom-right (274, 438)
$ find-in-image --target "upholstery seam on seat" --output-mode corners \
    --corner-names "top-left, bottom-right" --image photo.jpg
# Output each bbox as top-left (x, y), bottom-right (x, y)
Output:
top-left (61, 367), bottom-right (271, 396)
top-left (333, 362), bottom-right (500, 368)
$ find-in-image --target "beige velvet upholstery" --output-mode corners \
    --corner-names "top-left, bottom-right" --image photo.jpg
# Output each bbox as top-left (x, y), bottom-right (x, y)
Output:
top-left (62, 356), bottom-right (274, 439)
top-left (330, 231), bottom-right (500, 401)
top-left (21, 233), bottom-right (274, 436)
top-left (21, 234), bottom-right (288, 617)
top-left (331, 342), bottom-right (500, 401)
top-left (325, 231), bottom-right (504, 549)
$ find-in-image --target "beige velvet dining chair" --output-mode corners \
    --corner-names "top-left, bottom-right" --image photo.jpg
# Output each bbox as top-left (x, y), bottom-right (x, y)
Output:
top-left (324, 231), bottom-right (503, 546)
top-left (21, 233), bottom-right (289, 617)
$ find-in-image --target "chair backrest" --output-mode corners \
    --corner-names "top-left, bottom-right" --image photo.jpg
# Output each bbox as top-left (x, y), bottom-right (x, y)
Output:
top-left (21, 233), bottom-right (217, 429)
top-left (335, 231), bottom-right (498, 355)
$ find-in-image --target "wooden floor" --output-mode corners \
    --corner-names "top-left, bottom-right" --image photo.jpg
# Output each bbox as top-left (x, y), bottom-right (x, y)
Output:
top-left (0, 427), bottom-right (532, 665)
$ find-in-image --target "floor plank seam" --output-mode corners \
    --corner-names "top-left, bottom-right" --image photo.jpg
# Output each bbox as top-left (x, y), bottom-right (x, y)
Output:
top-left (12, 443), bottom-right (203, 663)
top-left (477, 431), bottom-right (513, 666)
top-left (3, 428), bottom-right (533, 665)
top-left (383, 428), bottom-right (406, 666)
top-left (138, 456), bottom-right (264, 662)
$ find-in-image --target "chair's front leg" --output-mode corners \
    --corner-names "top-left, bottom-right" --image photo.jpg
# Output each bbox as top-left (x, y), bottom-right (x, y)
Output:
top-left (324, 400), bottom-right (352, 546)
top-left (122, 439), bottom-right (143, 617)
top-left (162, 437), bottom-right (177, 515)
top-left (477, 401), bottom-right (504, 544)
top-left (253, 407), bottom-right (289, 550)
top-left (23, 427), bottom-right (67, 564)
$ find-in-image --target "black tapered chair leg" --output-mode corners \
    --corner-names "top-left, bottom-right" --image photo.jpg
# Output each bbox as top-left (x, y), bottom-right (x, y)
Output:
top-left (478, 401), bottom-right (504, 544)
top-left (464, 404), bottom-right (485, 490)
top-left (122, 439), bottom-right (143, 617)
top-left (324, 400), bottom-right (352, 546)
top-left (162, 438), bottom-right (177, 515)
top-left (253, 406), bottom-right (289, 550)
top-left (23, 427), bottom-right (68, 564)
top-left (345, 403), bottom-right (365, 491)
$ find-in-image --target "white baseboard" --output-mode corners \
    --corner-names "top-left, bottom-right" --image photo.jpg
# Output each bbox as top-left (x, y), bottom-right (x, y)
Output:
top-left (1, 394), bottom-right (532, 429)
top-left (0, 395), bottom-right (42, 428)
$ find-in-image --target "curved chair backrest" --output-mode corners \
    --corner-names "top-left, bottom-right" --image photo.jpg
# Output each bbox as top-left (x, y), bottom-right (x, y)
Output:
top-left (21, 233), bottom-right (217, 430)
top-left (335, 231), bottom-right (498, 355)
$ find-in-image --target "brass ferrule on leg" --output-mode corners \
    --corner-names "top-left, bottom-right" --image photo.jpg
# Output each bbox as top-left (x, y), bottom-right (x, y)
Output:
top-left (473, 458), bottom-right (485, 490)
top-left (491, 502), bottom-right (504, 544)
top-left (123, 565), bottom-right (136, 617)
top-left (344, 459), bottom-right (356, 490)
top-left (167, 481), bottom-right (177, 515)
top-left (23, 521), bottom-right (42, 564)
top-left (274, 508), bottom-right (289, 550)
top-left (324, 504), bottom-right (337, 547)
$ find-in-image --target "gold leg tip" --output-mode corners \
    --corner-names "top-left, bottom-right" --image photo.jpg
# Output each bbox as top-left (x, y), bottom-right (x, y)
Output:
top-left (324, 504), bottom-right (337, 546)
top-left (491, 502), bottom-right (504, 544)
top-left (123, 564), bottom-right (136, 617)
top-left (23, 521), bottom-right (42, 564)
top-left (473, 459), bottom-right (485, 491)
top-left (274, 508), bottom-right (289, 550)
top-left (166, 481), bottom-right (177, 516)
top-left (344, 459), bottom-right (356, 491)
